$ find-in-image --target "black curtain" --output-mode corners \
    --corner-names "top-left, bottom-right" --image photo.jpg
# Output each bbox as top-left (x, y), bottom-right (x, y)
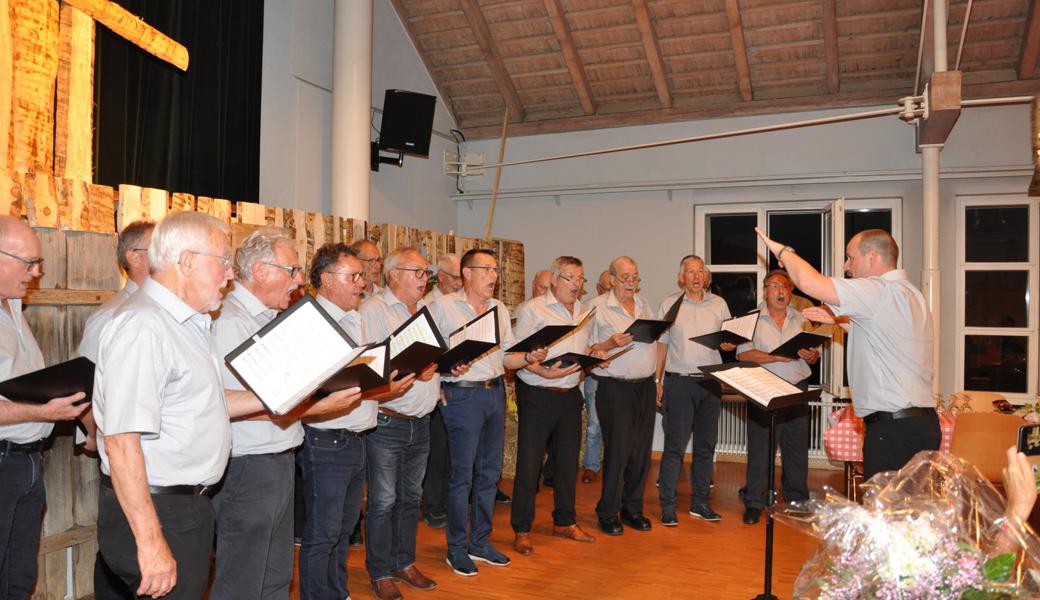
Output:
top-left (93, 0), bottom-right (263, 202)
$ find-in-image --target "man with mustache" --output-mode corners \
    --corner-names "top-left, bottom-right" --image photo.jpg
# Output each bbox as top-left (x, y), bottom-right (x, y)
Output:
top-left (511, 256), bottom-right (596, 556)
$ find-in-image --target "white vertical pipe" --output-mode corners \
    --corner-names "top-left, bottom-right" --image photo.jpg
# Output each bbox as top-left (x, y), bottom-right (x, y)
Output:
top-left (922, 0), bottom-right (947, 397)
top-left (331, 0), bottom-right (372, 221)
top-left (932, 0), bottom-right (948, 74)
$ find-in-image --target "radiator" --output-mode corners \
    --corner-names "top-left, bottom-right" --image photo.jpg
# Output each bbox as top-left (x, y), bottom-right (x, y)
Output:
top-left (715, 394), bottom-right (849, 461)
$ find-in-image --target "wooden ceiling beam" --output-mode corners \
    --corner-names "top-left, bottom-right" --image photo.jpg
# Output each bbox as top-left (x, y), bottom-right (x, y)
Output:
top-left (389, 0), bottom-right (460, 125)
top-left (822, 0), bottom-right (840, 93)
top-left (1019, 0), bottom-right (1040, 79)
top-left (632, 0), bottom-right (672, 108)
top-left (543, 0), bottom-right (596, 115)
top-left (459, 0), bottom-right (526, 121)
top-left (64, 0), bottom-right (187, 70)
top-left (724, 0), bottom-right (753, 101)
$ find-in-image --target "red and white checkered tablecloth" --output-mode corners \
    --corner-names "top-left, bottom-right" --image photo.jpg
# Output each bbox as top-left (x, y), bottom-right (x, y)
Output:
top-left (823, 407), bottom-right (955, 462)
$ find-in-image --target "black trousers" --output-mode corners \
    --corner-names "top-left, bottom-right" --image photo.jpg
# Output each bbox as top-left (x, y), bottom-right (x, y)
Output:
top-left (744, 380), bottom-right (811, 509)
top-left (594, 376), bottom-right (656, 520)
top-left (510, 380), bottom-right (583, 532)
top-left (862, 411), bottom-right (942, 480)
top-left (421, 405), bottom-right (450, 515)
top-left (97, 486), bottom-right (215, 600)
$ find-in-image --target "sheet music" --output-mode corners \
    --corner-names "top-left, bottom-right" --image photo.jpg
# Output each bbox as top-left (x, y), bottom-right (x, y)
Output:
top-left (449, 310), bottom-right (497, 348)
top-left (722, 312), bottom-right (758, 341)
top-left (390, 311), bottom-right (441, 358)
top-left (351, 344), bottom-right (386, 374)
top-left (713, 366), bottom-right (802, 408)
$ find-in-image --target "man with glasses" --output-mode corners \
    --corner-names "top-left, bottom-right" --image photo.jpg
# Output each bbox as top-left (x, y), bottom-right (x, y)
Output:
top-left (426, 253), bottom-right (462, 301)
top-left (0, 216), bottom-right (89, 598)
top-left (360, 247), bottom-right (443, 600)
top-left (351, 239), bottom-right (384, 299)
top-left (587, 256), bottom-right (657, 536)
top-left (510, 256), bottom-right (596, 557)
top-left (655, 255), bottom-right (733, 526)
top-left (429, 248), bottom-right (547, 576)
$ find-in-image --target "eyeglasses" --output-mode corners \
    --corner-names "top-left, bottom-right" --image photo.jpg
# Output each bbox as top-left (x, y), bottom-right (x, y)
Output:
top-left (439, 270), bottom-right (461, 280)
top-left (0, 249), bottom-right (44, 272)
top-left (325, 270), bottom-right (363, 283)
top-left (190, 250), bottom-right (234, 270)
top-left (262, 262), bottom-right (303, 279)
top-left (558, 274), bottom-right (587, 285)
top-left (395, 267), bottom-right (433, 280)
top-left (764, 283), bottom-right (791, 290)
top-left (131, 248), bottom-right (149, 253)
top-left (611, 273), bottom-right (640, 284)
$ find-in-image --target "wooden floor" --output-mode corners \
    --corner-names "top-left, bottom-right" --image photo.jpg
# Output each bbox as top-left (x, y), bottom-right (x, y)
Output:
top-left (288, 459), bottom-right (843, 600)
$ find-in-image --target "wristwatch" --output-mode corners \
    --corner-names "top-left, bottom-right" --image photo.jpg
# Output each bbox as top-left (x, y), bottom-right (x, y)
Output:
top-left (778, 245), bottom-right (795, 260)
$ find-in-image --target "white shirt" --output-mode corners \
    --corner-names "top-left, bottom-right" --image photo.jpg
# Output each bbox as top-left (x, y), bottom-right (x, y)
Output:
top-left (95, 278), bottom-right (231, 486)
top-left (830, 270), bottom-right (935, 416)
top-left (0, 298), bottom-right (50, 443)
top-left (736, 304), bottom-right (813, 384)
top-left (658, 291), bottom-right (731, 375)
top-left (589, 291), bottom-right (657, 380)
top-left (429, 290), bottom-right (515, 382)
top-left (78, 279), bottom-right (139, 363)
top-left (212, 284), bottom-right (304, 455)
top-left (425, 287), bottom-right (444, 302)
top-left (359, 287), bottom-right (439, 417)
top-left (310, 293), bottom-right (378, 432)
top-left (514, 291), bottom-right (585, 390)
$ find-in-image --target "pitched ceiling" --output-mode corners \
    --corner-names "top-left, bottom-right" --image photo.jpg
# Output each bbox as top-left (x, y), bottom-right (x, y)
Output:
top-left (390, 0), bottom-right (1040, 139)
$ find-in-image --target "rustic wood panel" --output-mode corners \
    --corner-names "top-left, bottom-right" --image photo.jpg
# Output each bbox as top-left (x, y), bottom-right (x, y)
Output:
top-left (86, 183), bottom-right (115, 233)
top-left (0, 0), bottom-right (13, 168)
top-left (34, 227), bottom-right (67, 289)
top-left (66, 231), bottom-right (119, 291)
top-left (72, 537), bottom-right (97, 597)
top-left (117, 184), bottom-right (167, 230)
top-left (8, 0), bottom-right (59, 172)
top-left (54, 2), bottom-right (94, 180)
top-left (0, 169), bottom-right (20, 218)
top-left (63, 0), bottom-right (188, 70)
top-left (169, 192), bottom-right (195, 213)
top-left (237, 200), bottom-right (267, 225)
top-left (24, 171), bottom-right (60, 228)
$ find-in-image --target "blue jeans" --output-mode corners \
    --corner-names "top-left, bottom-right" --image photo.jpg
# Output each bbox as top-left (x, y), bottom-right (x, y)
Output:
top-left (440, 383), bottom-right (504, 554)
top-left (364, 413), bottom-right (430, 581)
top-left (0, 448), bottom-right (44, 599)
top-left (583, 376), bottom-right (602, 471)
top-left (297, 427), bottom-right (366, 600)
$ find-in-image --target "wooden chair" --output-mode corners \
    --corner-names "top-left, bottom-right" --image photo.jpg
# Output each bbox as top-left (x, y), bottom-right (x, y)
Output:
top-left (949, 411), bottom-right (1023, 483)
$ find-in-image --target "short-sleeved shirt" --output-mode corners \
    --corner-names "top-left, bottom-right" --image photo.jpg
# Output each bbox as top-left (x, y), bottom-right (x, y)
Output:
top-left (830, 269), bottom-right (934, 416)
top-left (425, 287), bottom-right (444, 302)
top-left (429, 290), bottom-right (515, 383)
top-left (589, 291), bottom-right (657, 380)
top-left (79, 279), bottom-right (139, 363)
top-left (514, 291), bottom-right (585, 390)
top-left (658, 291), bottom-right (731, 375)
top-left (359, 286), bottom-right (439, 417)
top-left (94, 278), bottom-right (231, 486)
top-left (213, 284), bottom-right (304, 455)
top-left (736, 304), bottom-right (813, 384)
top-left (310, 293), bottom-right (378, 432)
top-left (0, 298), bottom-right (50, 443)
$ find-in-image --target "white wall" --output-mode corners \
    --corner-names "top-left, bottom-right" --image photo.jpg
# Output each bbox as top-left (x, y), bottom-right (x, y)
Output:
top-left (259, 0), bottom-right (458, 231)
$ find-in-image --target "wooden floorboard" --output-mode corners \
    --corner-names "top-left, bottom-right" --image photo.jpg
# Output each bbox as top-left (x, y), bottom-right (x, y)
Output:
top-left (287, 459), bottom-right (844, 600)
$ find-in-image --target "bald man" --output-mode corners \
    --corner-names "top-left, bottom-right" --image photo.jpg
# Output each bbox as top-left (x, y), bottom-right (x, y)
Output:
top-left (531, 270), bottom-right (551, 298)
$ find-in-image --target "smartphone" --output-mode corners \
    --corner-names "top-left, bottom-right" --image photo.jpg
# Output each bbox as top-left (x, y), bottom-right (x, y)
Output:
top-left (1018, 424), bottom-right (1040, 456)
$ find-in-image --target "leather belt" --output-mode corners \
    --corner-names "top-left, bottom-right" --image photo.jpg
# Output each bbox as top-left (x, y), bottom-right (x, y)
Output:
top-left (594, 375), bottom-right (653, 384)
top-left (443, 376), bottom-right (503, 390)
top-left (665, 371), bottom-right (705, 379)
top-left (101, 474), bottom-right (214, 497)
top-left (0, 439), bottom-right (43, 453)
top-left (379, 407), bottom-right (418, 420)
top-left (535, 386), bottom-right (574, 393)
top-left (863, 407), bottom-right (936, 426)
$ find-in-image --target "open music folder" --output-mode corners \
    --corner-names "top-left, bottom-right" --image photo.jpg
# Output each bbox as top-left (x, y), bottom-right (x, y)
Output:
top-left (699, 362), bottom-right (820, 412)
top-left (690, 311), bottom-right (760, 350)
top-left (549, 345), bottom-right (634, 370)
top-left (624, 294), bottom-right (682, 344)
top-left (0, 356), bottom-right (94, 405)
top-left (387, 306), bottom-right (446, 378)
top-left (225, 295), bottom-right (388, 415)
top-left (769, 331), bottom-right (830, 359)
top-left (506, 308), bottom-right (596, 354)
top-left (436, 305), bottom-right (500, 373)
top-left (314, 341), bottom-right (390, 398)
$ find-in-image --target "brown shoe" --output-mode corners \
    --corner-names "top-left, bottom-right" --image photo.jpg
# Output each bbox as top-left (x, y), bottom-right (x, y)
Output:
top-left (391, 565), bottom-right (437, 591)
top-left (553, 524), bottom-right (596, 543)
top-left (372, 578), bottom-right (404, 600)
top-left (513, 532), bottom-right (534, 555)
top-left (581, 469), bottom-right (597, 483)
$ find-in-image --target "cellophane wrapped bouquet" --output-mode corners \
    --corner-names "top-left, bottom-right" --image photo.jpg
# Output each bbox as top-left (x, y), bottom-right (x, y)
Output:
top-left (774, 451), bottom-right (1040, 599)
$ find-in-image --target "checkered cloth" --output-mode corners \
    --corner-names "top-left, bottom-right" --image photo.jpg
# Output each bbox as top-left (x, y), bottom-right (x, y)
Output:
top-left (823, 407), bottom-right (955, 462)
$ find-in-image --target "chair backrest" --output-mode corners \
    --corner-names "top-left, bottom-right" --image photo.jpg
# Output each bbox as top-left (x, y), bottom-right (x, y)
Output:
top-left (949, 412), bottom-right (1023, 482)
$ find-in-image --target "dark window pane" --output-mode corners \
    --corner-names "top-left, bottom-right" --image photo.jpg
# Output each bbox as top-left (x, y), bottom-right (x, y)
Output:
top-left (845, 209), bottom-right (892, 245)
top-left (768, 212), bottom-right (822, 272)
top-left (707, 214), bottom-right (757, 265)
top-left (965, 206), bottom-right (1029, 263)
top-left (964, 335), bottom-right (1028, 393)
top-left (965, 271), bottom-right (1029, 327)
top-left (710, 272), bottom-right (758, 317)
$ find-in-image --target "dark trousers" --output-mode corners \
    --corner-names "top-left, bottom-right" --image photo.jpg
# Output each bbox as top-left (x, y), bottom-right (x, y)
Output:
top-left (511, 381), bottom-right (583, 532)
top-left (0, 449), bottom-right (45, 600)
top-left (863, 411), bottom-right (942, 480)
top-left (658, 376), bottom-right (722, 510)
top-left (744, 385), bottom-right (811, 509)
top-left (97, 486), bottom-right (214, 600)
top-left (421, 406), bottom-right (449, 515)
top-left (595, 376), bottom-right (656, 520)
top-left (211, 452), bottom-right (296, 600)
top-left (298, 427), bottom-right (366, 600)
top-left (93, 553), bottom-right (134, 600)
top-left (364, 413), bottom-right (430, 581)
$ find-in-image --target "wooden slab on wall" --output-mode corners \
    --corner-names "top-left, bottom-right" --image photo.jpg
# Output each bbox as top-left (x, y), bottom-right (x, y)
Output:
top-left (54, 1), bottom-right (94, 180)
top-left (8, 0), bottom-right (59, 173)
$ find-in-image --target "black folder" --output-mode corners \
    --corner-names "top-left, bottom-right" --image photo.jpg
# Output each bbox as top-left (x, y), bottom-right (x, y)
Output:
top-left (314, 341), bottom-right (391, 397)
top-left (700, 362), bottom-right (820, 412)
top-left (769, 332), bottom-right (830, 359)
top-left (549, 345), bottom-right (634, 370)
top-left (387, 307), bottom-right (446, 379)
top-left (690, 312), bottom-right (760, 350)
top-left (435, 306), bottom-right (501, 373)
top-left (623, 295), bottom-right (682, 344)
top-left (506, 309), bottom-right (595, 354)
top-left (0, 357), bottom-right (94, 405)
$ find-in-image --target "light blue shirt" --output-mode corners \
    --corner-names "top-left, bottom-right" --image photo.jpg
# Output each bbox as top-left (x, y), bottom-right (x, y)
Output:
top-left (0, 298), bottom-right (49, 443)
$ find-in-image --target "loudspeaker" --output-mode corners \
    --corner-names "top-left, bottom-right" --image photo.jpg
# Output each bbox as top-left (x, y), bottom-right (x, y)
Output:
top-left (378, 89), bottom-right (437, 158)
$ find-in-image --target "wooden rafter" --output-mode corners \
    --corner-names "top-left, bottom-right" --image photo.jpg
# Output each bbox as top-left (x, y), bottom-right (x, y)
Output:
top-left (459, 0), bottom-right (526, 122)
top-left (388, 0), bottom-right (459, 124)
top-left (1019, 0), bottom-right (1040, 79)
top-left (724, 0), bottom-right (753, 102)
top-left (822, 0), bottom-right (840, 93)
top-left (63, 0), bottom-right (188, 71)
top-left (631, 0), bottom-right (672, 108)
top-left (543, 0), bottom-right (595, 115)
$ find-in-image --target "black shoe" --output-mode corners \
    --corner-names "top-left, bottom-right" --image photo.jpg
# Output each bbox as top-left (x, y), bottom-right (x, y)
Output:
top-left (350, 520), bottom-right (364, 546)
top-left (742, 507), bottom-right (762, 525)
top-left (620, 512), bottom-right (652, 531)
top-left (689, 504), bottom-right (722, 522)
top-left (661, 511), bottom-right (678, 527)
top-left (422, 511), bottom-right (447, 529)
top-left (598, 516), bottom-right (623, 536)
top-left (495, 489), bottom-right (511, 505)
